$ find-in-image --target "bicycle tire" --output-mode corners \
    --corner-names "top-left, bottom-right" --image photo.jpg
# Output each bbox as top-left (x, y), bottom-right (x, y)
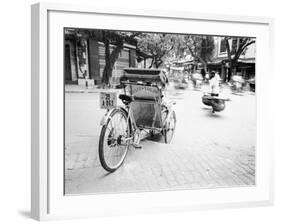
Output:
top-left (98, 108), bottom-right (130, 172)
top-left (164, 110), bottom-right (176, 144)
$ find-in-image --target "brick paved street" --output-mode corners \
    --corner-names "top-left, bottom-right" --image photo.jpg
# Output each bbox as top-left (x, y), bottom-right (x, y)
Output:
top-left (64, 84), bottom-right (256, 195)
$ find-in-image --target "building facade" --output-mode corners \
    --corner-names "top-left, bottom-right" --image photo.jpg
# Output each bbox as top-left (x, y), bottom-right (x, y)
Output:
top-left (208, 36), bottom-right (256, 81)
top-left (64, 29), bottom-right (137, 87)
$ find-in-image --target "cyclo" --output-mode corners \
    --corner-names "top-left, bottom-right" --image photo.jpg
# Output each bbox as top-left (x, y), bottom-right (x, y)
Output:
top-left (98, 68), bottom-right (176, 172)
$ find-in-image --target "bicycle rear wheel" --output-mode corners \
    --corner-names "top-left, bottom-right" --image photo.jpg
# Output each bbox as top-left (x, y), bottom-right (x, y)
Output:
top-left (99, 108), bottom-right (130, 172)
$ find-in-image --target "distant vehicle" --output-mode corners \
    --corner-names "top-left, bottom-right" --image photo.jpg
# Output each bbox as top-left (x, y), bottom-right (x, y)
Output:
top-left (174, 76), bottom-right (189, 89)
top-left (170, 67), bottom-right (189, 89)
top-left (230, 75), bottom-right (245, 93)
top-left (247, 78), bottom-right (255, 92)
top-left (192, 71), bottom-right (203, 90)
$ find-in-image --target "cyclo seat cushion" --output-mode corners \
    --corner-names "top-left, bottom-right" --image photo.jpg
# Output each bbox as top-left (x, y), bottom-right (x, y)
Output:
top-left (119, 94), bottom-right (132, 105)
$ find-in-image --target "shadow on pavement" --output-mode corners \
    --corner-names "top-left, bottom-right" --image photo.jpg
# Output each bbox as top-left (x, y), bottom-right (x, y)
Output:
top-left (145, 133), bottom-right (165, 143)
top-left (201, 107), bottom-right (212, 111)
top-left (204, 112), bottom-right (226, 118)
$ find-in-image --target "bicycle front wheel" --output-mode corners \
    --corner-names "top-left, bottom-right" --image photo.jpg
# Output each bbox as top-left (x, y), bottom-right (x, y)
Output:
top-left (99, 108), bottom-right (130, 172)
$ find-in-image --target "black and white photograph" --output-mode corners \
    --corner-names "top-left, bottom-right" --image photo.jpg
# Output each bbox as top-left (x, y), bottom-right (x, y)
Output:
top-left (64, 28), bottom-right (256, 195)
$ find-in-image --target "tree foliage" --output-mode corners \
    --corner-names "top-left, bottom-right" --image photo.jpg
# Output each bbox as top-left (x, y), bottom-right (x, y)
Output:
top-left (136, 34), bottom-right (215, 70)
top-left (182, 35), bottom-right (215, 71)
top-left (137, 33), bottom-right (177, 68)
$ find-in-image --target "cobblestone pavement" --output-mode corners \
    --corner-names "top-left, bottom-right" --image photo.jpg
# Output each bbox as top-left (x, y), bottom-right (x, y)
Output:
top-left (64, 85), bottom-right (256, 194)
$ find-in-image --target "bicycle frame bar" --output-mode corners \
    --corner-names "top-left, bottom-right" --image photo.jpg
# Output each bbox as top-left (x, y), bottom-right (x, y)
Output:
top-left (127, 106), bottom-right (138, 133)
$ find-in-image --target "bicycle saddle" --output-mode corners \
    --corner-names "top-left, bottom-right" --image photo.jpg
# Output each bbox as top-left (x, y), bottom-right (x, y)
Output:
top-left (119, 94), bottom-right (133, 105)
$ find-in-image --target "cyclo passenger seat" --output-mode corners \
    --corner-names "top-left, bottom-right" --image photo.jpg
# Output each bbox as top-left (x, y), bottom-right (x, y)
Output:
top-left (120, 68), bottom-right (167, 100)
top-left (120, 68), bottom-right (166, 85)
top-left (119, 68), bottom-right (167, 129)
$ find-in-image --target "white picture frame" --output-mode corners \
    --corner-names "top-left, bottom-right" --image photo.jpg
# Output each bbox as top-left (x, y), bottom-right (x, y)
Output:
top-left (31, 2), bottom-right (274, 221)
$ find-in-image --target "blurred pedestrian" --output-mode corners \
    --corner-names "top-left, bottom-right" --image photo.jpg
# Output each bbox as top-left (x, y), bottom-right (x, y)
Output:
top-left (209, 71), bottom-right (220, 96)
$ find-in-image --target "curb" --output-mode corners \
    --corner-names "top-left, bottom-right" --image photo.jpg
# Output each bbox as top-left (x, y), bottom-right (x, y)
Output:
top-left (65, 90), bottom-right (99, 94)
top-left (65, 89), bottom-right (123, 94)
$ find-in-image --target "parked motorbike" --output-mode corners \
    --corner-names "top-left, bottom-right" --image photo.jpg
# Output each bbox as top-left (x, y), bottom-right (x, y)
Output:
top-left (230, 75), bottom-right (245, 94)
top-left (192, 72), bottom-right (203, 90)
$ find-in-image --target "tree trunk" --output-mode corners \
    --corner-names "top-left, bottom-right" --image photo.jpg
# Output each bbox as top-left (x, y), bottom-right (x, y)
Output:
top-left (224, 38), bottom-right (232, 83)
top-left (102, 34), bottom-right (111, 85)
top-left (232, 65), bottom-right (237, 76)
top-left (102, 66), bottom-right (112, 86)
top-left (101, 32), bottom-right (124, 86)
top-left (223, 69), bottom-right (228, 83)
top-left (202, 64), bottom-right (207, 80)
top-left (232, 61), bottom-right (237, 77)
top-left (197, 58), bottom-right (207, 78)
top-left (228, 60), bottom-right (238, 81)
top-left (224, 66), bottom-right (232, 82)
